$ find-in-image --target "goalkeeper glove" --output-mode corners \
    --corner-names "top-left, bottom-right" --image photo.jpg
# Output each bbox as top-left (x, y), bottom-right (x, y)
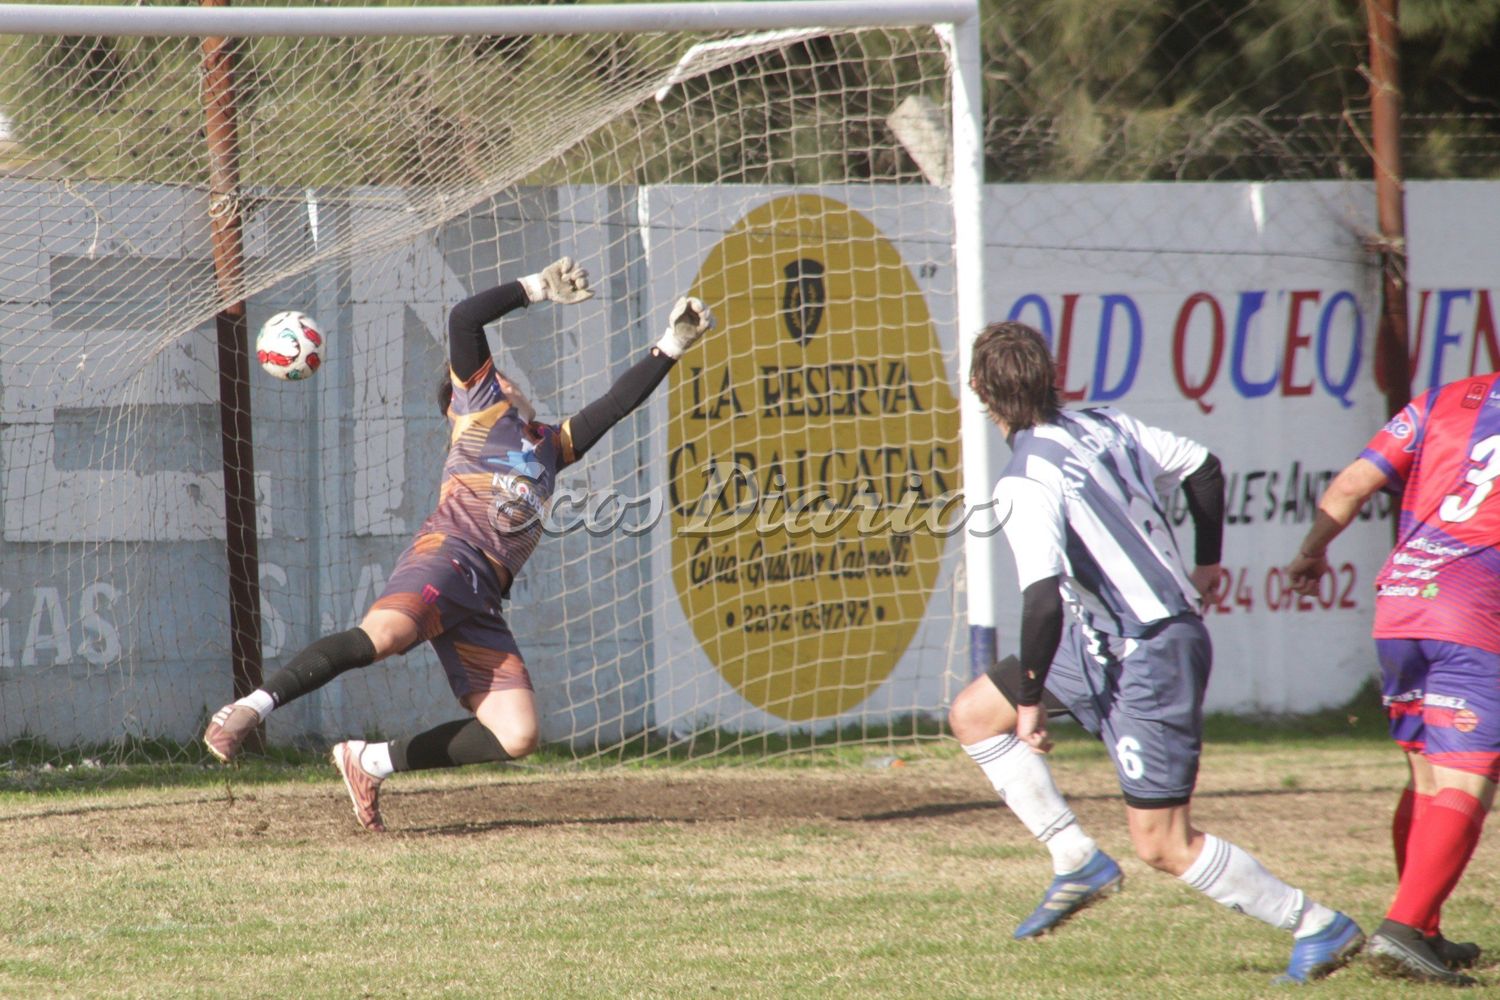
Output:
top-left (656, 296), bottom-right (715, 359)
top-left (520, 256), bottom-right (593, 305)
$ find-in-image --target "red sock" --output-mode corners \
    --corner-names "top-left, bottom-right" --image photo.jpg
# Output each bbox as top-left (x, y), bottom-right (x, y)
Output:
top-left (1392, 787), bottom-right (1427, 875)
top-left (1393, 788), bottom-right (1437, 931)
top-left (1386, 787), bottom-right (1486, 931)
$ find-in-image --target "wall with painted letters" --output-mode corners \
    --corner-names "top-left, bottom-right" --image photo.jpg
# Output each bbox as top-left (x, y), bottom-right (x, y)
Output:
top-left (0, 179), bottom-right (1494, 747)
top-left (976, 181), bottom-right (1500, 716)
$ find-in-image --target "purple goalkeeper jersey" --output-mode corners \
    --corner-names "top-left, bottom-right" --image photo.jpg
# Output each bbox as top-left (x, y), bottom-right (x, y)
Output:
top-left (415, 356), bottom-right (575, 589)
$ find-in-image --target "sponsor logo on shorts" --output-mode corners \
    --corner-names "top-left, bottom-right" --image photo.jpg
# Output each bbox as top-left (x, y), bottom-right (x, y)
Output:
top-left (1386, 688), bottom-right (1425, 719)
top-left (450, 558), bottom-right (481, 594)
top-left (421, 584), bottom-right (441, 604)
top-left (1422, 699), bottom-right (1477, 733)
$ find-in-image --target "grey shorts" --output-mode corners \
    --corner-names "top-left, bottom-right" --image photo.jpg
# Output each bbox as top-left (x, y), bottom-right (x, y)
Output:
top-left (990, 614), bottom-right (1210, 807)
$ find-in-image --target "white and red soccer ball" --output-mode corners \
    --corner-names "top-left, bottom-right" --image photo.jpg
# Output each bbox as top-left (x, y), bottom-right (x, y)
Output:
top-left (256, 310), bottom-right (323, 381)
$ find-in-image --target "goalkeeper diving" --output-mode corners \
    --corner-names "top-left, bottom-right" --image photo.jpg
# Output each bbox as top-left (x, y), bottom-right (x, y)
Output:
top-left (205, 257), bottom-right (714, 831)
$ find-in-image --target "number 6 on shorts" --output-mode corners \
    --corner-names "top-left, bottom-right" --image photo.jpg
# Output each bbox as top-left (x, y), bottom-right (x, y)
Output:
top-left (1115, 735), bottom-right (1145, 780)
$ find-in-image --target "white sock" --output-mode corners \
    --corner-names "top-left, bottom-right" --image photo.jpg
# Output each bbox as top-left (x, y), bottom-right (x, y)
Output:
top-left (1293, 902), bottom-right (1339, 939)
top-left (357, 740), bottom-right (394, 780)
top-left (963, 734), bottom-right (1098, 874)
top-left (1178, 833), bottom-right (1310, 931)
top-left (233, 689), bottom-right (275, 721)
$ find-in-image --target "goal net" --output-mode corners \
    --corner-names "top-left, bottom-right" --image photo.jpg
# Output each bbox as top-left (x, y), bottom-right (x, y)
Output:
top-left (0, 2), bottom-right (976, 771)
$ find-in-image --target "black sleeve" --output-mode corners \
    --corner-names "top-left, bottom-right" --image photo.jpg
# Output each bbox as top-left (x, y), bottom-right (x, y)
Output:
top-left (563, 348), bottom-right (676, 461)
top-left (1180, 452), bottom-right (1225, 566)
top-left (1017, 576), bottom-right (1064, 707)
top-left (447, 281), bottom-right (529, 383)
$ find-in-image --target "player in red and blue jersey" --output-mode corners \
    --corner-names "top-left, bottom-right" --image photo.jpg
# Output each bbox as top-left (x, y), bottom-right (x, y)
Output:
top-left (204, 256), bottom-right (714, 832)
top-left (1288, 372), bottom-right (1500, 986)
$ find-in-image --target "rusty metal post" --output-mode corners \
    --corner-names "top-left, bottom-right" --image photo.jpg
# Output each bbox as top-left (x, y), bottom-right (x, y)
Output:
top-left (1366, 0), bottom-right (1410, 417)
top-left (201, 0), bottom-right (264, 746)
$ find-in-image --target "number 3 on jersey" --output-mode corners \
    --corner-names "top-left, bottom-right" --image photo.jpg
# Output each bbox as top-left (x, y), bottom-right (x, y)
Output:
top-left (1440, 435), bottom-right (1500, 523)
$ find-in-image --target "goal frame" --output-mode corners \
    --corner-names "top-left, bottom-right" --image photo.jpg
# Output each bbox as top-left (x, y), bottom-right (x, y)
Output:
top-left (0, 1), bottom-right (995, 734)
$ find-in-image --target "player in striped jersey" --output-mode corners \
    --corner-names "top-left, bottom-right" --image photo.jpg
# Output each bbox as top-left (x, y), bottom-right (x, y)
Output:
top-left (204, 257), bottom-right (714, 832)
top-left (1288, 373), bottom-right (1500, 986)
top-left (951, 321), bottom-right (1363, 984)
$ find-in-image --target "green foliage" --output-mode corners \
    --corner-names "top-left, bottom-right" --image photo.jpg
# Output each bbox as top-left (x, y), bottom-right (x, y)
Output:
top-left (4, 1), bottom-right (1498, 185)
top-left (981, 0), bottom-right (1500, 180)
top-left (0, 5), bottom-right (690, 187)
top-left (982, 0), bottom-right (1375, 180)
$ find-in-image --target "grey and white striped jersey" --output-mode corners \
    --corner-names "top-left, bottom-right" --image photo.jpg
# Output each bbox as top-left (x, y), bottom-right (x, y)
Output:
top-left (994, 407), bottom-right (1208, 638)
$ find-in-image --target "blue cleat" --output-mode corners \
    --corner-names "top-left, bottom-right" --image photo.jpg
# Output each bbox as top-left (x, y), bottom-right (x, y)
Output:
top-left (1273, 911), bottom-right (1365, 985)
top-left (1012, 850), bottom-right (1123, 940)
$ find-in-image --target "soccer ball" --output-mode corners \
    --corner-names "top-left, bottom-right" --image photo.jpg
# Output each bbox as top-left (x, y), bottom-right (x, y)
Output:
top-left (256, 310), bottom-right (324, 381)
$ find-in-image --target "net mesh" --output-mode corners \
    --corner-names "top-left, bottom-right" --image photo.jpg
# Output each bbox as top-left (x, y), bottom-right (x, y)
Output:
top-left (0, 6), bottom-right (966, 770)
top-left (6, 0), bottom-right (1494, 777)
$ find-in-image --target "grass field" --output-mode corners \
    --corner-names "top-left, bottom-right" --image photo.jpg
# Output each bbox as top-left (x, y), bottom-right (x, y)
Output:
top-left (1, 722), bottom-right (1495, 999)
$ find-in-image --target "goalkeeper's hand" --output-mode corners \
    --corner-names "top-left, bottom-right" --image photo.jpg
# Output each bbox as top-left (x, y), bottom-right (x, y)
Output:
top-left (521, 256), bottom-right (593, 305)
top-left (655, 296), bottom-right (715, 359)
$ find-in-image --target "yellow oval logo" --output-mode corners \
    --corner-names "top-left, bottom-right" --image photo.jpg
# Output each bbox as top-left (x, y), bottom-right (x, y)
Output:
top-left (667, 194), bottom-right (960, 721)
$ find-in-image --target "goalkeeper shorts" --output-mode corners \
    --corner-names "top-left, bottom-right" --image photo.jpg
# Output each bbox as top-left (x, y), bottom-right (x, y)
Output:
top-left (372, 534), bottom-right (534, 699)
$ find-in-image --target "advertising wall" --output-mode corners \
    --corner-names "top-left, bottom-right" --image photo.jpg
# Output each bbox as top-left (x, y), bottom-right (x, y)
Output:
top-left (1, 179), bottom-right (1496, 745)
top-left (972, 182), bottom-right (1499, 713)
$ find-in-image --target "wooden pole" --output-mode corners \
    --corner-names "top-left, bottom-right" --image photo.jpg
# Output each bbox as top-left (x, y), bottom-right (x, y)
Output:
top-left (1366, 0), bottom-right (1410, 417)
top-left (201, 0), bottom-right (264, 746)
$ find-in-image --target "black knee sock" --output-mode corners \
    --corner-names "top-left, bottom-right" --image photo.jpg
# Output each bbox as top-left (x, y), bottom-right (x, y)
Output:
top-left (389, 718), bottom-right (513, 772)
top-left (261, 628), bottom-right (377, 708)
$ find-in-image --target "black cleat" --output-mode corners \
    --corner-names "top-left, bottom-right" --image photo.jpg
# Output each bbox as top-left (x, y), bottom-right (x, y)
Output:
top-left (1428, 932), bottom-right (1482, 971)
top-left (1369, 920), bottom-right (1479, 987)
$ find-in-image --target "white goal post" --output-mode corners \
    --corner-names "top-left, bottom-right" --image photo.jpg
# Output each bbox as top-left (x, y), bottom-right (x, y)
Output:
top-left (0, 1), bottom-right (989, 765)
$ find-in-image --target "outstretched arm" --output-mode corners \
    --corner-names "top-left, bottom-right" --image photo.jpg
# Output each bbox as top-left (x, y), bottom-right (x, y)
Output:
top-left (1286, 458), bottom-right (1389, 594)
top-left (448, 281), bottom-right (528, 383)
top-left (563, 297), bottom-right (714, 461)
top-left (447, 257), bottom-right (594, 383)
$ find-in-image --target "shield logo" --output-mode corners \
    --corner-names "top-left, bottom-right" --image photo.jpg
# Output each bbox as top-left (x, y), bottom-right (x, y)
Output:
top-left (781, 258), bottom-right (826, 344)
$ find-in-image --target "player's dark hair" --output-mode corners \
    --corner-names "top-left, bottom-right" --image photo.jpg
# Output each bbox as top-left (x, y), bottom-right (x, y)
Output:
top-left (968, 321), bottom-right (1061, 431)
